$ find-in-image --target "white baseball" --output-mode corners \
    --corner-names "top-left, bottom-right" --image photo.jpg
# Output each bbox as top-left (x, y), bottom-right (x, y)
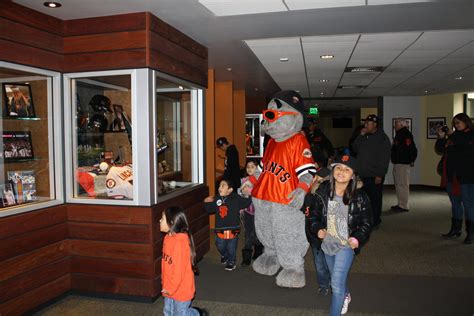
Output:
top-left (99, 162), bottom-right (109, 171)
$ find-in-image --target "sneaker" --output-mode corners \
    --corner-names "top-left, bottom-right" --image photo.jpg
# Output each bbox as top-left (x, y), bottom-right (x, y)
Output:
top-left (317, 287), bottom-right (330, 295)
top-left (341, 293), bottom-right (351, 315)
top-left (225, 263), bottom-right (236, 271)
top-left (220, 256), bottom-right (227, 265)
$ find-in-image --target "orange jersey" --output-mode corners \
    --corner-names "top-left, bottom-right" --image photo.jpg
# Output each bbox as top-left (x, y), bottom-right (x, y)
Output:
top-left (252, 133), bottom-right (316, 204)
top-left (161, 233), bottom-right (195, 302)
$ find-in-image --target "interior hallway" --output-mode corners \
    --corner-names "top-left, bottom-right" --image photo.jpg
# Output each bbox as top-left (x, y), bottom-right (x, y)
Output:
top-left (34, 188), bottom-right (474, 316)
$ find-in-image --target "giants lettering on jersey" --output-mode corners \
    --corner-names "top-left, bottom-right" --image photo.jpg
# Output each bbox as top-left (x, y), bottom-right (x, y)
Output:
top-left (262, 160), bottom-right (291, 183)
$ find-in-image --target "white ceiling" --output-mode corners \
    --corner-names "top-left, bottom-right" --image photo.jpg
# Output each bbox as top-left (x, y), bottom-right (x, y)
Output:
top-left (13, 0), bottom-right (474, 107)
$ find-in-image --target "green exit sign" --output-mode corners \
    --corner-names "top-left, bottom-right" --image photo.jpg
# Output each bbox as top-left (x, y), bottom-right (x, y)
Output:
top-left (309, 107), bottom-right (319, 115)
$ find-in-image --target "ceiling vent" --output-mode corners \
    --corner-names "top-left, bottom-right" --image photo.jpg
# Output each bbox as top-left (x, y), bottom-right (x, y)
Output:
top-left (345, 66), bottom-right (385, 73)
top-left (338, 85), bottom-right (367, 89)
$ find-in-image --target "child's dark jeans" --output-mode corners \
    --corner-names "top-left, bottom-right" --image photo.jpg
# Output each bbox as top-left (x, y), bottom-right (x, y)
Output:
top-left (215, 236), bottom-right (239, 265)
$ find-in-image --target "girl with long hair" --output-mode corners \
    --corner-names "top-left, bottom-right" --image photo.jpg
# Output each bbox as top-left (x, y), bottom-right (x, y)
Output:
top-left (160, 206), bottom-right (206, 315)
top-left (309, 155), bottom-right (372, 315)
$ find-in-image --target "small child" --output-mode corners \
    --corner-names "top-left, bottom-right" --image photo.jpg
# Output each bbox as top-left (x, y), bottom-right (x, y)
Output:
top-left (204, 179), bottom-right (252, 271)
top-left (160, 206), bottom-right (206, 316)
top-left (302, 167), bottom-right (332, 295)
top-left (239, 160), bottom-right (263, 266)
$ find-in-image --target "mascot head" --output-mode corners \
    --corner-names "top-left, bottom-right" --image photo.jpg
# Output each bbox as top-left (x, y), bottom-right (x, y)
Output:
top-left (263, 90), bottom-right (306, 141)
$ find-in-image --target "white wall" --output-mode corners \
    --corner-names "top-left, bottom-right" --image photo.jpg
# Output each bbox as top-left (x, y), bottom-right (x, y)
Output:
top-left (383, 97), bottom-right (423, 185)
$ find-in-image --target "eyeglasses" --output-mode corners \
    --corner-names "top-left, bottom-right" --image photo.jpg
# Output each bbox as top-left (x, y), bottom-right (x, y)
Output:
top-left (262, 109), bottom-right (298, 123)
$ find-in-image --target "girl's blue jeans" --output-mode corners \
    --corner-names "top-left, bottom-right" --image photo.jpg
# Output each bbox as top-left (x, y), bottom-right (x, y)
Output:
top-left (324, 247), bottom-right (354, 316)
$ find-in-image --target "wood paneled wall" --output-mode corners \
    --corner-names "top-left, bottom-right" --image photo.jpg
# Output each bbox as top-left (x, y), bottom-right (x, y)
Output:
top-left (0, 3), bottom-right (207, 87)
top-left (0, 185), bottom-right (209, 315)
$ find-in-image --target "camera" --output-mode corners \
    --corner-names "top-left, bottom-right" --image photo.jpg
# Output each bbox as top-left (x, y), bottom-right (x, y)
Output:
top-left (441, 125), bottom-right (450, 133)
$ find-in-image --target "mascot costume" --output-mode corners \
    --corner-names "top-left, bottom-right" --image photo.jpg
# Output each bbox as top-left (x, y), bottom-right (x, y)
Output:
top-left (251, 90), bottom-right (316, 288)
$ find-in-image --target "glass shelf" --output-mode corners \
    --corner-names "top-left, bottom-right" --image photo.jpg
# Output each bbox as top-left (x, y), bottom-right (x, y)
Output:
top-left (1, 117), bottom-right (42, 121)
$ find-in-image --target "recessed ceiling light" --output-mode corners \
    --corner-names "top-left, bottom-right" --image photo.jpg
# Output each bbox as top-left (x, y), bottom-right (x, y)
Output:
top-left (454, 76), bottom-right (463, 80)
top-left (44, 2), bottom-right (62, 8)
top-left (295, 90), bottom-right (300, 93)
top-left (319, 79), bottom-right (329, 83)
top-left (254, 88), bottom-right (259, 91)
top-left (424, 90), bottom-right (431, 94)
top-left (178, 85), bottom-right (184, 90)
top-left (227, 68), bottom-right (232, 71)
top-left (320, 55), bottom-right (334, 60)
top-left (320, 92), bottom-right (324, 96)
top-left (279, 57), bottom-right (289, 62)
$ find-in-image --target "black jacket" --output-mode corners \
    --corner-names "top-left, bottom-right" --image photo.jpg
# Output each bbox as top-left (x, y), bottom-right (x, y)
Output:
top-left (391, 127), bottom-right (417, 164)
top-left (435, 129), bottom-right (474, 184)
top-left (224, 144), bottom-right (241, 191)
top-left (352, 128), bottom-right (391, 178)
top-left (306, 128), bottom-right (334, 167)
top-left (204, 192), bottom-right (251, 231)
top-left (302, 182), bottom-right (373, 255)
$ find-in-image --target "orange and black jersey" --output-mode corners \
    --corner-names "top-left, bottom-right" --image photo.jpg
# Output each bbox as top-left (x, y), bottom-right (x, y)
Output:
top-left (204, 192), bottom-right (251, 231)
top-left (252, 133), bottom-right (317, 205)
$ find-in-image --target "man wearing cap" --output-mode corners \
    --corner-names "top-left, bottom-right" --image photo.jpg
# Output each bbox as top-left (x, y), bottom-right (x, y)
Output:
top-left (352, 114), bottom-right (391, 228)
top-left (391, 118), bottom-right (417, 212)
top-left (216, 137), bottom-right (241, 192)
top-left (306, 118), bottom-right (334, 168)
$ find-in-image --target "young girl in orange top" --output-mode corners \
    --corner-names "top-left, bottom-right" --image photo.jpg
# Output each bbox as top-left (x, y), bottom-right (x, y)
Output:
top-left (160, 206), bottom-right (206, 316)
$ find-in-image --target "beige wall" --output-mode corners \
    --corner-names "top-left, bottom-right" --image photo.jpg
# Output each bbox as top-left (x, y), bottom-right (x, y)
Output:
top-left (420, 94), bottom-right (454, 186)
top-left (318, 116), bottom-right (355, 148)
top-left (360, 107), bottom-right (377, 121)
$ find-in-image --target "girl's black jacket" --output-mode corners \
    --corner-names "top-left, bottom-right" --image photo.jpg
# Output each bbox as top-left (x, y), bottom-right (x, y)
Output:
top-left (302, 181), bottom-right (373, 255)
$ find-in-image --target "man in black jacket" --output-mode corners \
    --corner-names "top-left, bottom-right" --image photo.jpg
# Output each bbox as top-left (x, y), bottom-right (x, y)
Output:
top-left (216, 137), bottom-right (241, 191)
top-left (391, 118), bottom-right (417, 212)
top-left (352, 114), bottom-right (391, 228)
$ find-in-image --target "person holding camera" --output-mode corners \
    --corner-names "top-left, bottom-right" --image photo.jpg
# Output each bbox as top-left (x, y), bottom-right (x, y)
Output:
top-left (435, 113), bottom-right (474, 244)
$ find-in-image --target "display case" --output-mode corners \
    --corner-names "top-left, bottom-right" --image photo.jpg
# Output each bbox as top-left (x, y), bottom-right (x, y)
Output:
top-left (64, 69), bottom-right (154, 205)
top-left (154, 72), bottom-right (204, 201)
top-left (245, 114), bottom-right (264, 158)
top-left (0, 61), bottom-right (63, 217)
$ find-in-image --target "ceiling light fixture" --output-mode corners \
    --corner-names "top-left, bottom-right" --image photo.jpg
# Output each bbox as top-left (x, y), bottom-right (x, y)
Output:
top-left (254, 88), bottom-right (259, 91)
top-left (454, 76), bottom-right (463, 80)
top-left (338, 85), bottom-right (366, 89)
top-left (320, 55), bottom-right (334, 60)
top-left (424, 90), bottom-right (431, 94)
top-left (44, 2), bottom-right (62, 8)
top-left (227, 67), bottom-right (232, 71)
top-left (178, 85), bottom-right (184, 90)
top-left (319, 79), bottom-right (329, 83)
top-left (320, 92), bottom-right (324, 96)
top-left (345, 66), bottom-right (385, 73)
top-left (279, 57), bottom-right (289, 62)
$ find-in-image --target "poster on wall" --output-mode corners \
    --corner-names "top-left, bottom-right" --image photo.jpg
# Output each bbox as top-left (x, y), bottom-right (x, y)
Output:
top-left (427, 117), bottom-right (446, 139)
top-left (7, 170), bottom-right (37, 204)
top-left (2, 83), bottom-right (36, 118)
top-left (392, 118), bottom-right (413, 139)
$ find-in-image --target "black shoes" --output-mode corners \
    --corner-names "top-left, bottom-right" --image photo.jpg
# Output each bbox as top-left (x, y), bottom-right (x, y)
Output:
top-left (225, 263), bottom-right (236, 271)
top-left (442, 218), bottom-right (462, 238)
top-left (220, 256), bottom-right (227, 265)
top-left (241, 249), bottom-right (252, 266)
top-left (464, 220), bottom-right (473, 244)
top-left (391, 205), bottom-right (409, 212)
top-left (317, 287), bottom-right (330, 295)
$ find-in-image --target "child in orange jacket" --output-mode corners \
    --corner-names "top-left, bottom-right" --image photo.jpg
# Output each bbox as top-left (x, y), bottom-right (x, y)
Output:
top-left (160, 206), bottom-right (206, 315)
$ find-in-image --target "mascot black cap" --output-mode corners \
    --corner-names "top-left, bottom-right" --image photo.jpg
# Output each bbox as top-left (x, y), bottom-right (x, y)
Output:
top-left (272, 90), bottom-right (308, 126)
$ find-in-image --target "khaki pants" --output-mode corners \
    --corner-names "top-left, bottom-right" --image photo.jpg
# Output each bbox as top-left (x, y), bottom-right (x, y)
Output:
top-left (393, 164), bottom-right (411, 210)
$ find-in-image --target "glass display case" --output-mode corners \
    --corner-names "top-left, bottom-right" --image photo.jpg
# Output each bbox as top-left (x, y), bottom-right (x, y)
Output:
top-left (245, 114), bottom-right (264, 158)
top-left (0, 61), bottom-right (63, 217)
top-left (154, 72), bottom-right (204, 200)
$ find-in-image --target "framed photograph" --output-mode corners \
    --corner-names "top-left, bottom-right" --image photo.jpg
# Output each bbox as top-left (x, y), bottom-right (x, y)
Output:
top-left (8, 170), bottom-right (36, 204)
top-left (427, 117), bottom-right (446, 139)
top-left (2, 131), bottom-right (34, 161)
top-left (392, 117), bottom-right (412, 139)
top-left (0, 183), bottom-right (17, 207)
top-left (2, 83), bottom-right (36, 118)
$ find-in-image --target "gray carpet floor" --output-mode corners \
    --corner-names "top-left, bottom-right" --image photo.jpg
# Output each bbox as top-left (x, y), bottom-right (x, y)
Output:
top-left (35, 188), bottom-right (474, 316)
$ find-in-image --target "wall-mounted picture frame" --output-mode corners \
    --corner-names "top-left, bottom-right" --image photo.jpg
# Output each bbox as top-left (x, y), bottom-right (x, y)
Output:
top-left (2, 83), bottom-right (36, 118)
top-left (427, 117), bottom-right (446, 139)
top-left (2, 131), bottom-right (34, 161)
top-left (392, 117), bottom-right (412, 139)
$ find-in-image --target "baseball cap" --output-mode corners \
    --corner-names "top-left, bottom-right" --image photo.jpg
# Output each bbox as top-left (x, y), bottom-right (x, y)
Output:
top-left (330, 155), bottom-right (358, 172)
top-left (365, 114), bottom-right (378, 124)
top-left (271, 90), bottom-right (308, 126)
